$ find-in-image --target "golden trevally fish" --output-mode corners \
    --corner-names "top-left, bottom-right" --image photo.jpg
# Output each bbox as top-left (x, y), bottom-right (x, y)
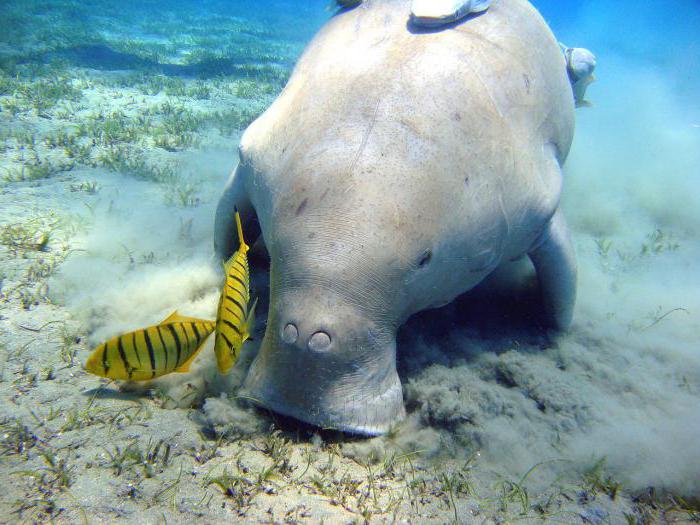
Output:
top-left (214, 209), bottom-right (257, 374)
top-left (85, 312), bottom-right (215, 381)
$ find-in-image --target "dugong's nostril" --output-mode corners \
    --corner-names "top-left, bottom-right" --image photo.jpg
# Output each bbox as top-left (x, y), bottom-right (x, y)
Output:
top-left (308, 331), bottom-right (331, 351)
top-left (282, 323), bottom-right (298, 344)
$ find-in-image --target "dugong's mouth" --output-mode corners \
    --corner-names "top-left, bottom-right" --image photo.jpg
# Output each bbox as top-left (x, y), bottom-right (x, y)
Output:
top-left (240, 332), bottom-right (406, 436)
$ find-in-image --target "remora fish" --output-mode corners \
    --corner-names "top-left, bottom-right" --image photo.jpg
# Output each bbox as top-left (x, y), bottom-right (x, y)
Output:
top-left (214, 209), bottom-right (256, 374)
top-left (85, 312), bottom-right (215, 381)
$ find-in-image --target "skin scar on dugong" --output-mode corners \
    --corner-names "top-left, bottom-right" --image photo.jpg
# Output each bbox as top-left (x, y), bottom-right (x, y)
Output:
top-left (214, 0), bottom-right (577, 436)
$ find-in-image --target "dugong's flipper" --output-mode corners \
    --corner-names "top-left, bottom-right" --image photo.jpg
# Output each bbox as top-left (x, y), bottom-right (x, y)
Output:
top-left (561, 44), bottom-right (596, 108)
top-left (528, 209), bottom-right (577, 330)
top-left (214, 164), bottom-right (259, 261)
top-left (410, 0), bottom-right (492, 27)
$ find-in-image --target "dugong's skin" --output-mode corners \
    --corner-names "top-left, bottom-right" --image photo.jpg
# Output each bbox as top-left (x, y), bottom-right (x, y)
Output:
top-left (215, 0), bottom-right (577, 435)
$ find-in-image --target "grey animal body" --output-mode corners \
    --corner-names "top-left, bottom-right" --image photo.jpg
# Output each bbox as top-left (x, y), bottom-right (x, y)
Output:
top-left (215, 0), bottom-right (577, 435)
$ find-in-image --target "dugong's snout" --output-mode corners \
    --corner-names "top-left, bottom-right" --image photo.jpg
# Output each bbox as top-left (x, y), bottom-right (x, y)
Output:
top-left (241, 293), bottom-right (405, 436)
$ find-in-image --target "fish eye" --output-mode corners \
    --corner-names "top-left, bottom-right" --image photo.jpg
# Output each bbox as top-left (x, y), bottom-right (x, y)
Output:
top-left (416, 249), bottom-right (432, 268)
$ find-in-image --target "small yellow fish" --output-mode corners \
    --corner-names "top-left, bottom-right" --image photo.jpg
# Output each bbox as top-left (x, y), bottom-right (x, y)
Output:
top-left (214, 209), bottom-right (256, 374)
top-left (85, 312), bottom-right (215, 381)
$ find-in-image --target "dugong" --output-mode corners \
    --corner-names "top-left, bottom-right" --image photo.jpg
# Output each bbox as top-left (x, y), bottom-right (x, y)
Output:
top-left (214, 0), bottom-right (577, 435)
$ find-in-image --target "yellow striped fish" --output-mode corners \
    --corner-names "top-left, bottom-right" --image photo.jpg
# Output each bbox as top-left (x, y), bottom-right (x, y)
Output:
top-left (84, 312), bottom-right (215, 381)
top-left (214, 209), bottom-right (257, 374)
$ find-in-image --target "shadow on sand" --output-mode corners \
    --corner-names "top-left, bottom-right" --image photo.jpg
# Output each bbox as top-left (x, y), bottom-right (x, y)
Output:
top-left (42, 44), bottom-right (289, 78)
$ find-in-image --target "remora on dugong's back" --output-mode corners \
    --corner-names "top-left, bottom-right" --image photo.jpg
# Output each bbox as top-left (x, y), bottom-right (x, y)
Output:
top-left (215, 0), bottom-right (577, 435)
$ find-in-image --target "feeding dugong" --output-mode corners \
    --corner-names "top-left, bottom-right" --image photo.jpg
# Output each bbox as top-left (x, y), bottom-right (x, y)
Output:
top-left (214, 0), bottom-right (577, 435)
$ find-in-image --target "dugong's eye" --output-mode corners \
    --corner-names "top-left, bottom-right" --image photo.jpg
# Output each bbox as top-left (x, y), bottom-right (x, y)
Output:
top-left (416, 249), bottom-right (432, 268)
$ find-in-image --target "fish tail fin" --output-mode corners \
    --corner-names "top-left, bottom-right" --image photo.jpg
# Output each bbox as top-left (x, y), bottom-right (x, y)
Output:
top-left (242, 297), bottom-right (258, 342)
top-left (175, 332), bottom-right (213, 373)
top-left (234, 206), bottom-right (248, 253)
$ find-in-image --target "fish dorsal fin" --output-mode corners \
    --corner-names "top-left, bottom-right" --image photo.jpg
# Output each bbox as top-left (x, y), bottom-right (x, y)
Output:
top-left (223, 252), bottom-right (238, 273)
top-left (161, 310), bottom-right (180, 324)
top-left (242, 297), bottom-right (258, 343)
top-left (234, 207), bottom-right (249, 254)
top-left (160, 310), bottom-right (212, 325)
